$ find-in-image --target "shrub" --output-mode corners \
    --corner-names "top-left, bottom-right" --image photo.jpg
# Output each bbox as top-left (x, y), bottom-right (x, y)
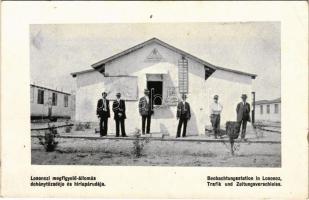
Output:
top-left (65, 126), bottom-right (72, 133)
top-left (84, 122), bottom-right (91, 129)
top-left (65, 120), bottom-right (72, 133)
top-left (38, 124), bottom-right (59, 152)
top-left (132, 129), bottom-right (150, 158)
top-left (75, 123), bottom-right (85, 131)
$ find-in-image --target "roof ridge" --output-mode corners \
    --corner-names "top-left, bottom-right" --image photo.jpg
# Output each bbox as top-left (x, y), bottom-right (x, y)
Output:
top-left (74, 37), bottom-right (257, 79)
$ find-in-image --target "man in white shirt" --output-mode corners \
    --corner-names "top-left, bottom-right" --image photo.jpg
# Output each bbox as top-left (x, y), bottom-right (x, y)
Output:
top-left (210, 95), bottom-right (223, 139)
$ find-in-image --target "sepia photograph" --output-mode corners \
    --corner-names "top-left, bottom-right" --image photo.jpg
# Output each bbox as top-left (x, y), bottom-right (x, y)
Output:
top-left (1, 1), bottom-right (308, 198)
top-left (30, 22), bottom-right (281, 167)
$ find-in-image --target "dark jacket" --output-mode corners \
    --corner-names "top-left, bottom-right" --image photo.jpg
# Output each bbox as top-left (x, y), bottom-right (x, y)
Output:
top-left (236, 102), bottom-right (251, 122)
top-left (138, 96), bottom-right (153, 116)
top-left (177, 101), bottom-right (191, 119)
top-left (96, 98), bottom-right (110, 118)
top-left (112, 99), bottom-right (126, 120)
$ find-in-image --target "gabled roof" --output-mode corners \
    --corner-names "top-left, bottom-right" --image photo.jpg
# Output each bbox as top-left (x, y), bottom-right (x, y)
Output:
top-left (256, 98), bottom-right (281, 105)
top-left (30, 84), bottom-right (71, 95)
top-left (72, 37), bottom-right (257, 78)
top-left (71, 69), bottom-right (95, 77)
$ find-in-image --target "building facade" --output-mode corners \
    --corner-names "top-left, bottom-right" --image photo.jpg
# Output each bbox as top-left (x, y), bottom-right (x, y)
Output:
top-left (71, 38), bottom-right (256, 135)
top-left (255, 98), bottom-right (281, 122)
top-left (30, 84), bottom-right (75, 120)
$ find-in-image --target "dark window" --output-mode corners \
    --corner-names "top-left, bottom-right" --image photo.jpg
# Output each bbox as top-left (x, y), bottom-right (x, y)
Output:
top-left (274, 104), bottom-right (279, 114)
top-left (52, 92), bottom-right (57, 106)
top-left (204, 66), bottom-right (215, 80)
top-left (64, 95), bottom-right (69, 107)
top-left (147, 81), bottom-right (163, 106)
top-left (266, 105), bottom-right (270, 114)
top-left (37, 89), bottom-right (44, 104)
top-left (260, 105), bottom-right (263, 114)
top-left (98, 64), bottom-right (105, 75)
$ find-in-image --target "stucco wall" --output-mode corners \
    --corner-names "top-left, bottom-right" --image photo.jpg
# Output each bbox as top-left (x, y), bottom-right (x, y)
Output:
top-left (255, 103), bottom-right (281, 122)
top-left (74, 43), bottom-right (253, 135)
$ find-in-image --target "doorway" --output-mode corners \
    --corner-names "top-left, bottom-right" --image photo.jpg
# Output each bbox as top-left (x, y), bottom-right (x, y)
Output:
top-left (147, 81), bottom-right (163, 106)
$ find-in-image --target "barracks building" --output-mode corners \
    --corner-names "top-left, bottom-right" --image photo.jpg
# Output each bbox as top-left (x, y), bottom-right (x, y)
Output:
top-left (71, 38), bottom-right (257, 136)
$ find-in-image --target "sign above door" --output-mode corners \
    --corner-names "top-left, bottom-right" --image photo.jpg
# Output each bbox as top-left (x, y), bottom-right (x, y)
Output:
top-left (146, 48), bottom-right (163, 62)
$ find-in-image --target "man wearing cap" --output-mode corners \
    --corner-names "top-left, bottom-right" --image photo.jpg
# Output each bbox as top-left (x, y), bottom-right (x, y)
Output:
top-left (96, 92), bottom-right (110, 137)
top-left (112, 92), bottom-right (127, 137)
top-left (209, 95), bottom-right (223, 139)
top-left (138, 89), bottom-right (153, 134)
top-left (176, 94), bottom-right (191, 138)
top-left (236, 94), bottom-right (251, 141)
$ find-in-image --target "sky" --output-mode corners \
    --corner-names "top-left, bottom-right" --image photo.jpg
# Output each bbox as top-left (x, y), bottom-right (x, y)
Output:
top-left (30, 22), bottom-right (280, 101)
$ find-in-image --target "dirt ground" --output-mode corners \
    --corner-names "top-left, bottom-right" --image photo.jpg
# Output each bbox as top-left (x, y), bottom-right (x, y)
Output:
top-left (31, 121), bottom-right (281, 167)
top-left (31, 136), bottom-right (281, 167)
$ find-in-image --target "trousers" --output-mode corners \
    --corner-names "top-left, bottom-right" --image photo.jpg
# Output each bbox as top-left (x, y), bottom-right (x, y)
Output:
top-left (238, 120), bottom-right (248, 139)
top-left (99, 117), bottom-right (108, 136)
top-left (115, 119), bottom-right (126, 136)
top-left (142, 115), bottom-right (151, 134)
top-left (177, 118), bottom-right (188, 137)
top-left (210, 114), bottom-right (221, 136)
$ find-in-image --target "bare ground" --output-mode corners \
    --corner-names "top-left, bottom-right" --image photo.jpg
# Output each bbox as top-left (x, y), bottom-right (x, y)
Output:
top-left (31, 137), bottom-right (281, 167)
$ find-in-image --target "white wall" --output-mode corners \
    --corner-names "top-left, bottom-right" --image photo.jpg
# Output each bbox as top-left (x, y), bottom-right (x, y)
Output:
top-left (30, 86), bottom-right (73, 118)
top-left (255, 103), bottom-right (281, 122)
top-left (75, 71), bottom-right (105, 122)
top-left (74, 42), bottom-right (253, 135)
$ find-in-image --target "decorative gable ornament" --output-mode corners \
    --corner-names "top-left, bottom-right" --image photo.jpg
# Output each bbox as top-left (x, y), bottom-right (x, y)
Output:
top-left (146, 48), bottom-right (163, 62)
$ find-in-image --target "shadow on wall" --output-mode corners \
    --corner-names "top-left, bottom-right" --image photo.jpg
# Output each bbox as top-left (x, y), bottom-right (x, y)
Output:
top-left (186, 109), bottom-right (199, 136)
top-left (152, 107), bottom-right (174, 119)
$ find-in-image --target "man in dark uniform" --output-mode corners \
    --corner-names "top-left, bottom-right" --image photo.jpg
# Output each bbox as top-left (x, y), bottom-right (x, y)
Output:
top-left (138, 89), bottom-right (153, 134)
top-left (112, 92), bottom-right (127, 137)
top-left (236, 94), bottom-right (251, 141)
top-left (96, 92), bottom-right (110, 137)
top-left (176, 94), bottom-right (191, 138)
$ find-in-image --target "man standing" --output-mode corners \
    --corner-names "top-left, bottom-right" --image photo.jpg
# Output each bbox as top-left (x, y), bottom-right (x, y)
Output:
top-left (112, 92), bottom-right (127, 137)
top-left (176, 94), bottom-right (191, 138)
top-left (96, 92), bottom-right (110, 137)
top-left (138, 89), bottom-right (153, 134)
top-left (236, 94), bottom-right (251, 141)
top-left (210, 95), bottom-right (223, 139)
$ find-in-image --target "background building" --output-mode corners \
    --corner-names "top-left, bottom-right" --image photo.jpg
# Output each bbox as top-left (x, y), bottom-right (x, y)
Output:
top-left (255, 98), bottom-right (281, 122)
top-left (30, 84), bottom-right (75, 120)
top-left (71, 38), bottom-right (257, 135)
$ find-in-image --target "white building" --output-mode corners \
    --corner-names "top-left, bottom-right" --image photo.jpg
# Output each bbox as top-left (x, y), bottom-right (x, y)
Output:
top-left (255, 98), bottom-right (281, 122)
top-left (71, 38), bottom-right (256, 136)
top-left (30, 84), bottom-right (75, 120)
